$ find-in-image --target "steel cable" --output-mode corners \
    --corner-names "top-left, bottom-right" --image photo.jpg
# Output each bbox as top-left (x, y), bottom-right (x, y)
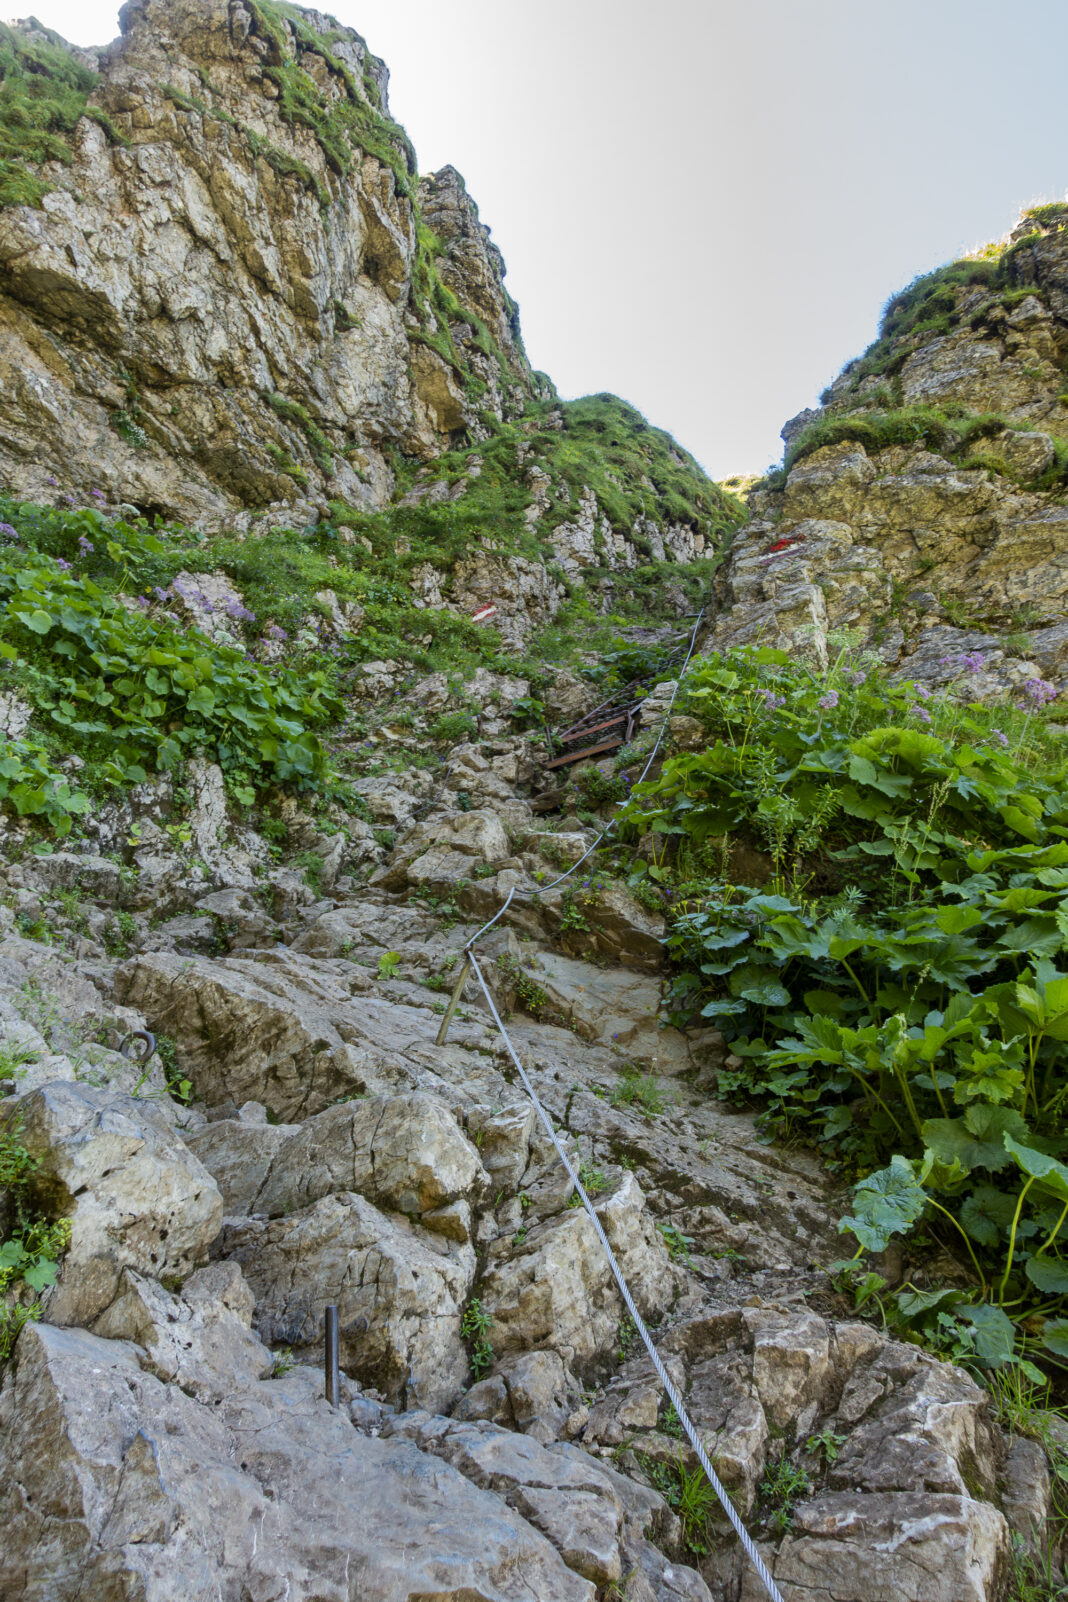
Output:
top-left (451, 606), bottom-right (788, 1601)
top-left (467, 950), bottom-right (786, 1602)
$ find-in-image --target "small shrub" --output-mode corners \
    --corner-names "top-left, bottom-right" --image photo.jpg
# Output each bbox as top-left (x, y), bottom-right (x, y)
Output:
top-left (429, 709), bottom-right (478, 742)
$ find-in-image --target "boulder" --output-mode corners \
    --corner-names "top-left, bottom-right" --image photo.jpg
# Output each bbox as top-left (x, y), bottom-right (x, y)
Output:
top-left (219, 1190), bottom-right (475, 1410)
top-left (5, 1081), bottom-right (222, 1326)
top-left (741, 1492), bottom-right (1011, 1602)
top-left (251, 1092), bottom-right (486, 1223)
top-left (186, 1112), bottom-right (299, 1214)
top-left (466, 1100), bottom-right (536, 1192)
top-left (390, 1411), bottom-right (628, 1586)
top-left (113, 953), bottom-right (365, 1119)
top-left (595, 1172), bottom-right (676, 1320)
top-left (478, 1207), bottom-right (621, 1374)
top-left (92, 1261), bottom-right (273, 1398)
top-left (455, 1348), bottom-right (582, 1444)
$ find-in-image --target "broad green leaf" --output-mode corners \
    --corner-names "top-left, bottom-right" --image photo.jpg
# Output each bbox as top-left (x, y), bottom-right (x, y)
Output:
top-left (894, 1285), bottom-right (962, 1322)
top-left (22, 1256), bottom-right (59, 1292)
top-left (956, 1303), bottom-right (1016, 1367)
top-left (0, 1239), bottom-right (27, 1271)
top-left (933, 904), bottom-right (984, 936)
top-left (700, 997), bottom-right (750, 1018)
top-left (16, 609), bottom-right (53, 635)
top-left (916, 1150), bottom-right (968, 1194)
top-left (729, 964), bottom-right (792, 1007)
top-left (186, 685), bottom-right (216, 715)
top-left (1025, 1257), bottom-right (1068, 1295)
top-left (838, 1155), bottom-right (928, 1252)
top-left (922, 1106), bottom-right (1030, 1174)
top-left (1042, 1318), bottom-right (1068, 1358)
top-left (961, 1185), bottom-right (1017, 1248)
top-left (1004, 1133), bottom-right (1068, 1202)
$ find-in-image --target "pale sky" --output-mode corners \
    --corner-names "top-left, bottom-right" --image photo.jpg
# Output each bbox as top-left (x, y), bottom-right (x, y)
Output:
top-left (15, 1), bottom-right (1068, 477)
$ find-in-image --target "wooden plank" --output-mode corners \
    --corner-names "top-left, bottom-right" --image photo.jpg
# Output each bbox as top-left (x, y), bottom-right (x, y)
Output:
top-left (544, 734), bottom-right (626, 770)
top-left (558, 703), bottom-right (643, 743)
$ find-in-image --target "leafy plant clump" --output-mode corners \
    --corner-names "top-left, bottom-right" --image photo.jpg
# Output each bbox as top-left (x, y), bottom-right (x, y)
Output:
top-left (0, 503), bottom-right (342, 830)
top-left (622, 642), bottom-right (1068, 1373)
top-left (0, 1114), bottom-right (70, 1362)
top-left (459, 1296), bottom-right (494, 1378)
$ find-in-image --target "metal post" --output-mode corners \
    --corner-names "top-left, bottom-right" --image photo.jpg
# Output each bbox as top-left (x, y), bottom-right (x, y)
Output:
top-left (324, 1304), bottom-right (340, 1408)
top-left (435, 953), bottom-right (471, 1046)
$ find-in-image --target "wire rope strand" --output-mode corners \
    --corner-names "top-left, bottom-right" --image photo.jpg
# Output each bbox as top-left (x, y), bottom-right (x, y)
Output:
top-left (467, 950), bottom-right (786, 1602)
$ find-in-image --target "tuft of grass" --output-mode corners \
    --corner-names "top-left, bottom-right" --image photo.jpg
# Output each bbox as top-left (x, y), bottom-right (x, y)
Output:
top-left (610, 1067), bottom-right (664, 1116)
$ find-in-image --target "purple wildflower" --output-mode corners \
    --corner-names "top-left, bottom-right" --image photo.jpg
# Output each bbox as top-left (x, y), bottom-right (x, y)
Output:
top-left (46, 475), bottom-right (58, 487)
top-left (265, 623), bottom-right (288, 641)
top-left (1022, 677), bottom-right (1058, 707)
top-left (940, 651), bottom-right (985, 673)
top-left (77, 535), bottom-right (94, 554)
top-left (760, 689), bottom-right (786, 710)
top-left (153, 586), bottom-right (170, 603)
top-left (224, 599), bottom-right (255, 623)
top-left (62, 495), bottom-right (77, 506)
top-left (135, 595), bottom-right (151, 610)
top-left (817, 690), bottom-right (839, 710)
top-left (847, 670), bottom-right (866, 686)
top-left (0, 522), bottom-right (17, 540)
top-left (913, 684), bottom-right (932, 700)
top-left (990, 729), bottom-right (1009, 748)
top-left (90, 489), bottom-right (106, 502)
top-left (910, 704), bottom-right (932, 724)
top-left (54, 558), bottom-right (72, 571)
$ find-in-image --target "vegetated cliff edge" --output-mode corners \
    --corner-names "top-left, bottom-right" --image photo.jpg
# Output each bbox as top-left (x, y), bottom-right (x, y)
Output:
top-left (711, 204), bottom-right (1068, 698)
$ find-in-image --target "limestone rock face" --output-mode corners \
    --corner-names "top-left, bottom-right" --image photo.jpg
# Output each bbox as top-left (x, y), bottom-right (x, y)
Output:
top-left (218, 1189), bottom-right (475, 1410)
top-left (0, 0), bottom-right (537, 526)
top-left (0, 770), bottom-right (1048, 1600)
top-left (711, 209), bottom-right (1068, 697)
top-left (193, 1091), bottom-right (487, 1225)
top-left (0, 1320), bottom-right (596, 1602)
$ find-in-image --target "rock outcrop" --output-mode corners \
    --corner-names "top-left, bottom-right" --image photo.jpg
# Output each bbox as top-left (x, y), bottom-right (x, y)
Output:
top-left (0, 0), bottom-right (538, 523)
top-left (0, 1), bottom-right (741, 633)
top-left (710, 208), bottom-right (1068, 698)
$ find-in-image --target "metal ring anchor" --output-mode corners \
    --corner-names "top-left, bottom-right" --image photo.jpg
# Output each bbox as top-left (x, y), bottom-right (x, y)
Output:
top-left (119, 1030), bottom-right (156, 1062)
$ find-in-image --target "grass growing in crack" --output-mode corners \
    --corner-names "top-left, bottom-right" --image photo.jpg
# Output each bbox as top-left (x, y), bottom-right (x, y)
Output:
top-left (610, 1068), bottom-right (664, 1116)
top-left (760, 1458), bottom-right (813, 1533)
top-left (640, 1450), bottom-right (718, 1557)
